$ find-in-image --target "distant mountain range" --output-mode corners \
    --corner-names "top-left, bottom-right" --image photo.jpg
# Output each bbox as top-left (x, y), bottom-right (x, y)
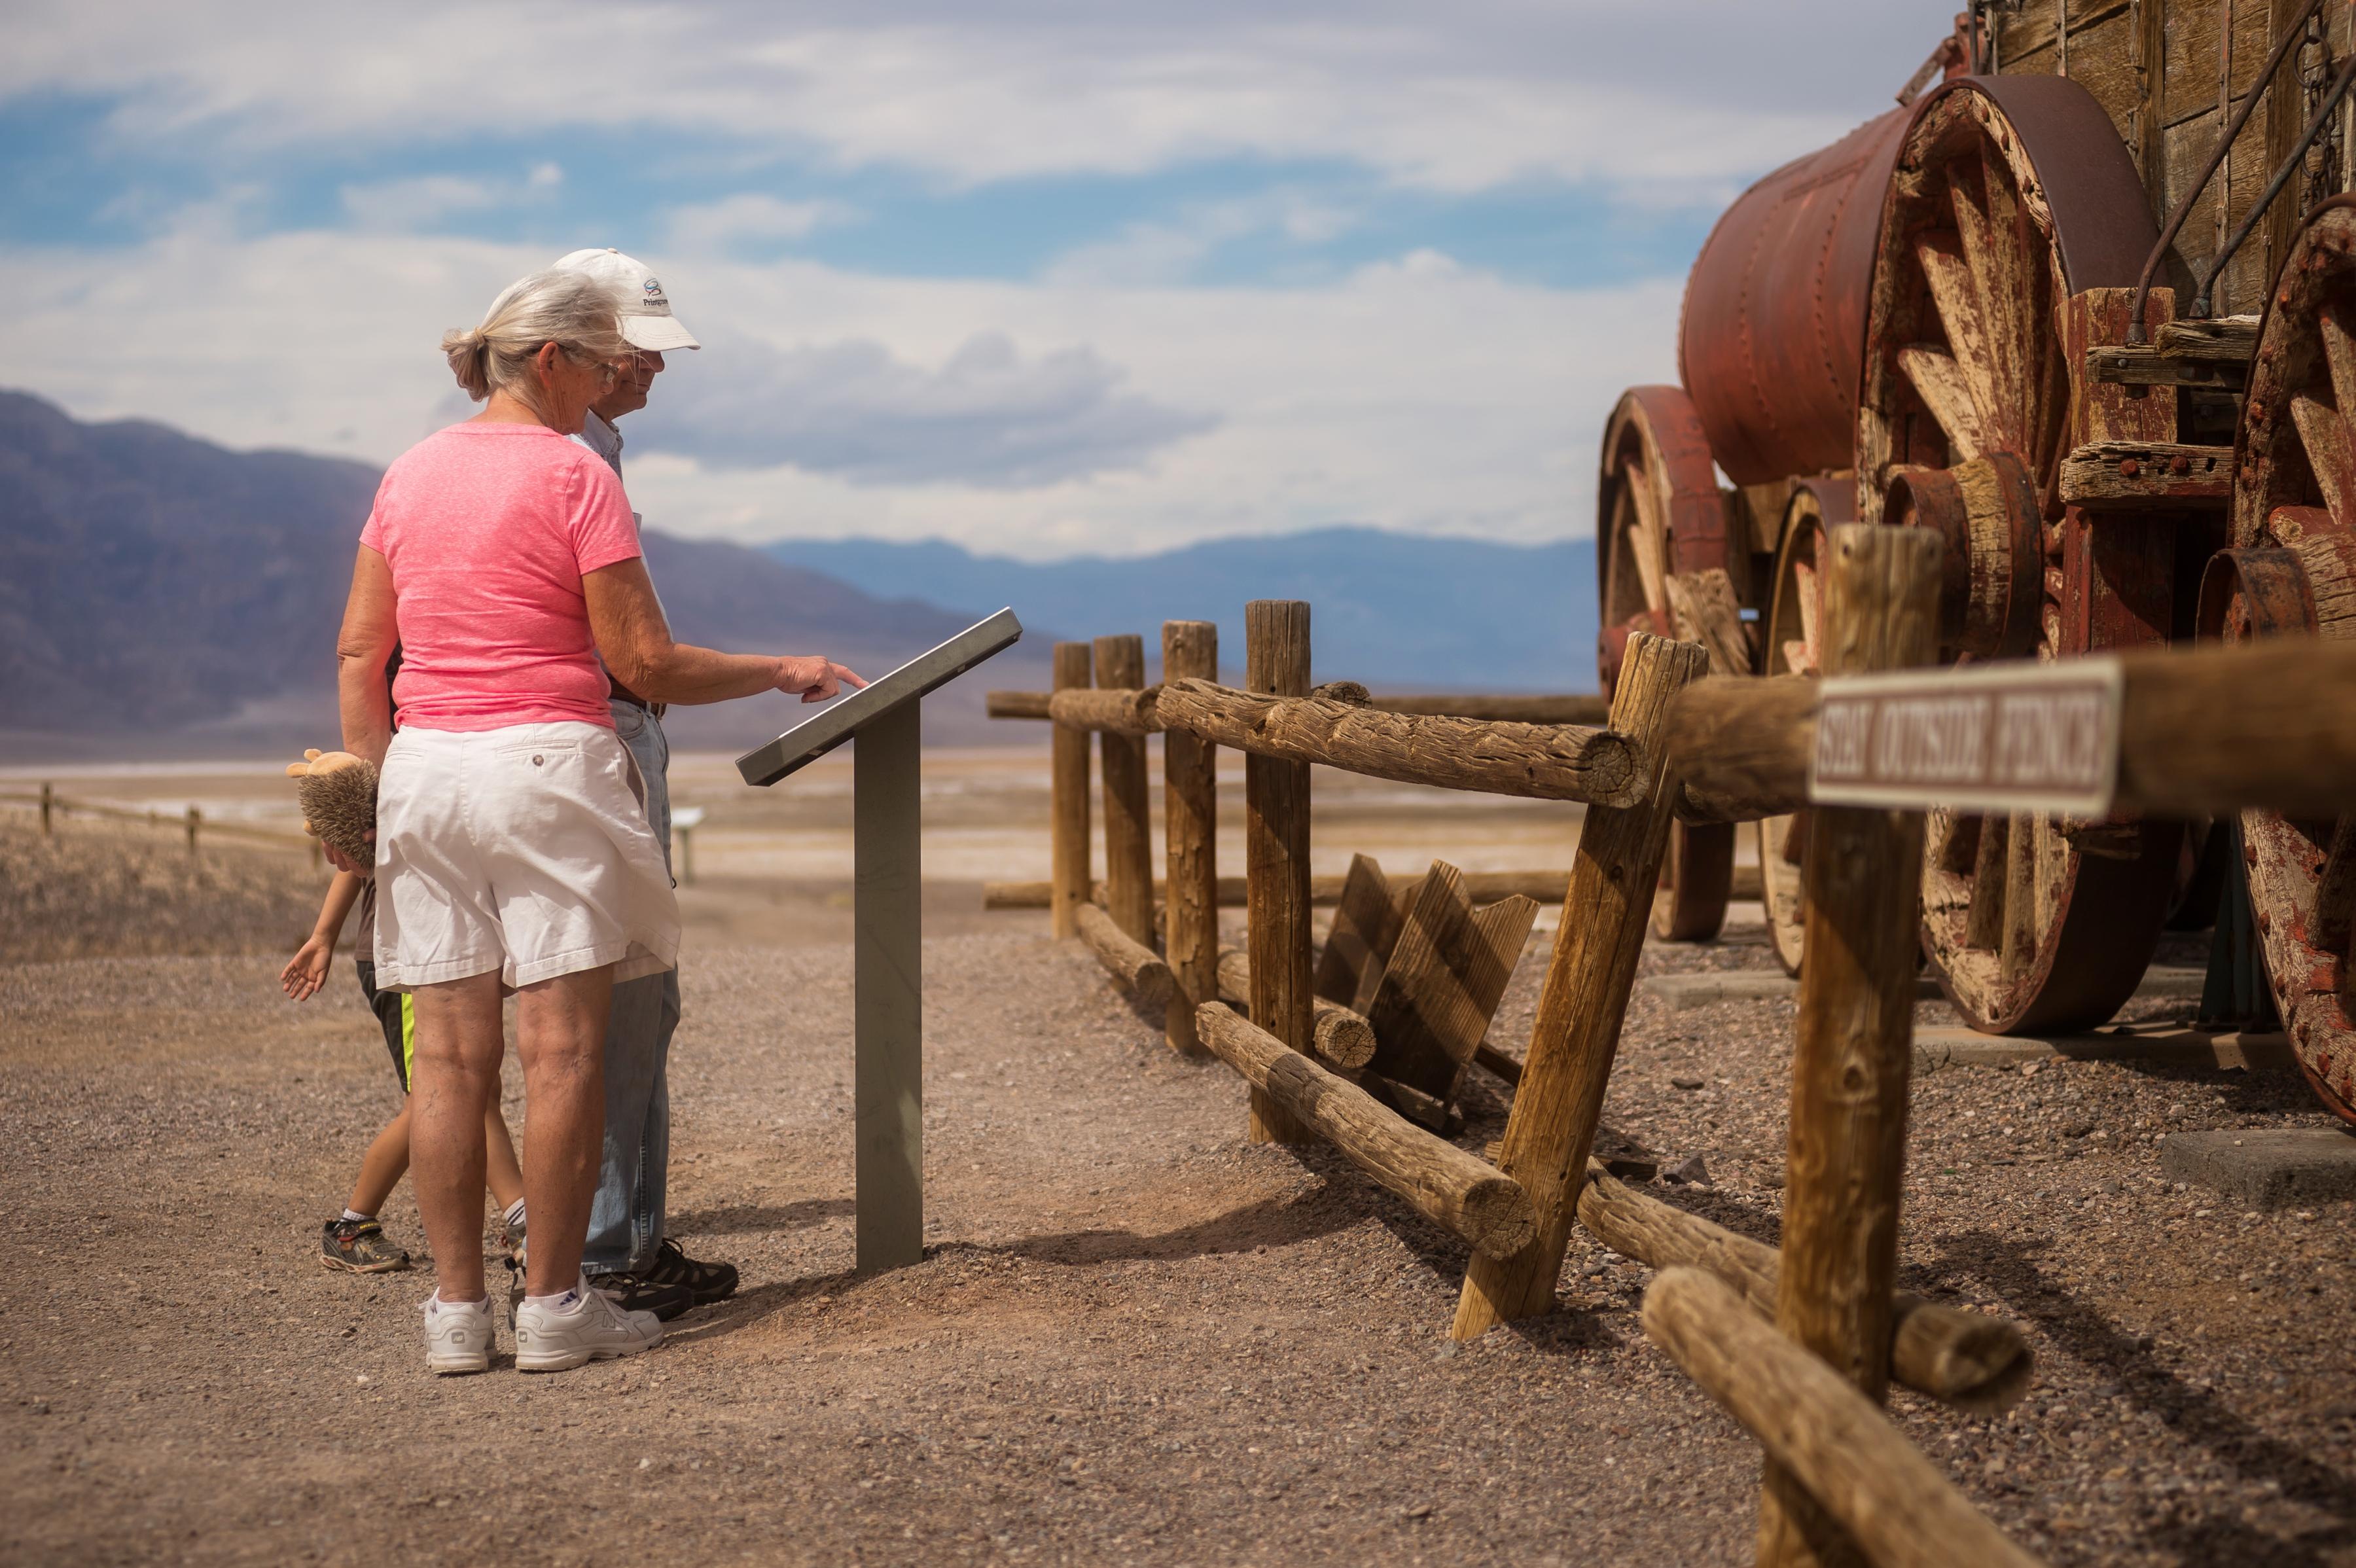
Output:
top-left (0, 391), bottom-right (1041, 754)
top-left (765, 529), bottom-right (1601, 692)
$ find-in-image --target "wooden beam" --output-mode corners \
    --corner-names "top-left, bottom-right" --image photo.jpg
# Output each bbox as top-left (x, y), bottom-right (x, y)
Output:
top-left (1046, 685), bottom-right (1162, 734)
top-left (1362, 863), bottom-right (1539, 1104)
top-left (1643, 1270), bottom-right (2049, 1568)
top-left (1762, 523), bottom-right (1940, 1568)
top-left (2057, 440), bottom-right (2232, 509)
top-left (1194, 1003), bottom-right (1536, 1260)
top-left (1162, 620), bottom-right (1219, 1057)
top-left (1576, 1163), bottom-right (2030, 1414)
top-left (1095, 635), bottom-right (1156, 946)
top-left (1048, 643), bottom-right (1093, 940)
top-left (1075, 902), bottom-right (1172, 1008)
top-left (986, 689), bottom-right (1053, 720)
top-left (1668, 675), bottom-right (1816, 824)
top-left (1368, 693), bottom-right (1612, 724)
top-left (1216, 949), bottom-right (1377, 1069)
top-left (1157, 679), bottom-right (1645, 807)
top-left (1452, 632), bottom-right (1711, 1339)
top-left (1244, 600), bottom-right (1315, 1146)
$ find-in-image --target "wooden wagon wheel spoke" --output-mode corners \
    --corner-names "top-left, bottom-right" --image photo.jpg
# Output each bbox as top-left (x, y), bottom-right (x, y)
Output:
top-left (1897, 346), bottom-right (1989, 460)
top-left (1858, 79), bottom-right (2178, 1036)
top-left (1754, 482), bottom-right (1841, 976)
top-left (2218, 198), bottom-right (2356, 1127)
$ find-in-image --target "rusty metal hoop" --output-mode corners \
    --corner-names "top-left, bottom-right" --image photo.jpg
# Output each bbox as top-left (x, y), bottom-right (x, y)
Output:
top-left (2213, 196), bottom-right (2356, 1127)
top-left (1596, 385), bottom-right (1739, 942)
top-left (1856, 76), bottom-right (2181, 1034)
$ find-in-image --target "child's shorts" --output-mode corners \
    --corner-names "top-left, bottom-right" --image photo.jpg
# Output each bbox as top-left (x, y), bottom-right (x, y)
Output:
top-left (354, 959), bottom-right (414, 1092)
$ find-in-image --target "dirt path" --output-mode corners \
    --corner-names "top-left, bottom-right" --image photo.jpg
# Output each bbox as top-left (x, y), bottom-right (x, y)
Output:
top-left (5, 863), bottom-right (2356, 1563)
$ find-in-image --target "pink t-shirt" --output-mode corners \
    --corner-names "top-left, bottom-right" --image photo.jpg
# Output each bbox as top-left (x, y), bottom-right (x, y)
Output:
top-left (359, 423), bottom-right (641, 732)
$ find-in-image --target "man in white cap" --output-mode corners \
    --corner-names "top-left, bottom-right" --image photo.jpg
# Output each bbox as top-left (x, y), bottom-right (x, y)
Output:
top-left (546, 247), bottom-right (738, 1321)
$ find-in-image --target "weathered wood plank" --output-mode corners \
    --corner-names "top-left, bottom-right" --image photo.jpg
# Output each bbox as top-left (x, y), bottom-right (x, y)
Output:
top-left (1046, 685), bottom-right (1162, 734)
top-left (2057, 440), bottom-right (2232, 507)
top-left (1194, 1002), bottom-right (1537, 1260)
top-left (1075, 902), bottom-right (1173, 1008)
top-left (1244, 600), bottom-right (1315, 1147)
top-left (1312, 853), bottom-right (1397, 1006)
top-left (1163, 620), bottom-right (1220, 1056)
top-left (1156, 679), bottom-right (1645, 807)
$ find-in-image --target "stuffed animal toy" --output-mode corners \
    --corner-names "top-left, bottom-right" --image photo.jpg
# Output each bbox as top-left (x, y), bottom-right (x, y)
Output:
top-left (285, 748), bottom-right (379, 868)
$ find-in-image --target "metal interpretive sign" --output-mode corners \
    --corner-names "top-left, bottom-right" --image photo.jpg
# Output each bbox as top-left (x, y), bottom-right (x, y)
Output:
top-left (1808, 656), bottom-right (2124, 815)
top-left (735, 608), bottom-right (1023, 1274)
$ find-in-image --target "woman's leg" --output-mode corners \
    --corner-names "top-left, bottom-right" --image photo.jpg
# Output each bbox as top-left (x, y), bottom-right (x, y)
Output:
top-left (408, 972), bottom-right (507, 1304)
top-left (346, 1103), bottom-right (412, 1217)
top-left (515, 963), bottom-right (616, 1296)
top-left (482, 1063), bottom-right (526, 1215)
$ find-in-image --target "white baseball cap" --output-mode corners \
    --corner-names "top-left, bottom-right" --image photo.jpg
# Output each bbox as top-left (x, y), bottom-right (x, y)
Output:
top-left (551, 247), bottom-right (701, 351)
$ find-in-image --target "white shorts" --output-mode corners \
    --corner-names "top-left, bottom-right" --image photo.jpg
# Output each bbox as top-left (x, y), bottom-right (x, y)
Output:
top-left (372, 721), bottom-right (680, 991)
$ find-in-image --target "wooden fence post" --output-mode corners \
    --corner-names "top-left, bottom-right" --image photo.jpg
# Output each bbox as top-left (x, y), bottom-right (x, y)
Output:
top-left (185, 805), bottom-right (201, 855)
top-left (1244, 599), bottom-right (1313, 1145)
top-left (1050, 642), bottom-right (1094, 940)
top-left (40, 782), bottom-right (54, 834)
top-left (1163, 620), bottom-right (1219, 1055)
top-left (1452, 631), bottom-right (1710, 1338)
top-left (1758, 523), bottom-right (1941, 1568)
top-left (1095, 633), bottom-right (1155, 945)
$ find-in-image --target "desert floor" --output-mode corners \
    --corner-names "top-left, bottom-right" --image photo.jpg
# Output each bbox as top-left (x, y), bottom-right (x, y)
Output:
top-left (3, 749), bottom-right (2353, 1566)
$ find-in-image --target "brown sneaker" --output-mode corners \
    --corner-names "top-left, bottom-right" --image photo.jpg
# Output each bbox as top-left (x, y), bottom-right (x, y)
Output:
top-left (320, 1217), bottom-right (410, 1274)
top-left (639, 1239), bottom-right (740, 1305)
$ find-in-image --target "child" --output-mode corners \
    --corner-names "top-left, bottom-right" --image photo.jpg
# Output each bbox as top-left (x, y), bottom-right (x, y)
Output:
top-left (282, 869), bottom-right (528, 1272)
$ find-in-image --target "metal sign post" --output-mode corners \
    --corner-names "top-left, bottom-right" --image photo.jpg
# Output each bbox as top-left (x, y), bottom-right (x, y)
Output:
top-left (736, 609), bottom-right (1023, 1272)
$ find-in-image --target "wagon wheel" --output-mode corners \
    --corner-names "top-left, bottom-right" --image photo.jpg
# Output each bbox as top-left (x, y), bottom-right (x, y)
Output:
top-left (2212, 196), bottom-right (2356, 1126)
top-left (1597, 385), bottom-right (1740, 942)
top-left (1856, 79), bottom-right (2181, 1033)
top-left (1755, 482), bottom-right (1846, 976)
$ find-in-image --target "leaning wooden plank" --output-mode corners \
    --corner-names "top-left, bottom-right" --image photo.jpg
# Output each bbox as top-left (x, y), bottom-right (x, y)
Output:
top-left (1215, 949), bottom-right (1377, 1069)
top-left (1074, 902), bottom-right (1171, 1008)
top-left (1047, 685), bottom-right (1163, 734)
top-left (1194, 1002), bottom-right (1535, 1260)
top-left (1362, 863), bottom-right (1484, 1100)
top-left (1643, 1270), bottom-right (2048, 1568)
top-left (1577, 1164), bottom-right (2029, 1415)
top-left (1452, 632), bottom-right (1711, 1340)
top-left (1312, 853), bottom-right (1396, 1005)
top-left (1156, 679), bottom-right (1645, 807)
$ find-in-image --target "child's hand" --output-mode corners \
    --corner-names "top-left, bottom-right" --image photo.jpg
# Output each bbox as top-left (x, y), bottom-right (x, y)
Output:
top-left (281, 934), bottom-right (334, 1001)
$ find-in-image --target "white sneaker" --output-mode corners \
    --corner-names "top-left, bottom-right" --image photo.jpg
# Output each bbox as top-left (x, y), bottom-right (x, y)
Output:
top-left (514, 1275), bottom-right (665, 1372)
top-left (421, 1292), bottom-right (494, 1376)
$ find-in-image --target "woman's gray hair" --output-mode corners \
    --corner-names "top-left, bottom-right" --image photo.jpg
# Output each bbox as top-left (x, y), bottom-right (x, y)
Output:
top-left (440, 269), bottom-right (629, 406)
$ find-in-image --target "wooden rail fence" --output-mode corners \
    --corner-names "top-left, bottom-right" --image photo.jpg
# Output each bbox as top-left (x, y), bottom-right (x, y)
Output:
top-left (1, 784), bottom-right (321, 862)
top-left (983, 527), bottom-right (2356, 1565)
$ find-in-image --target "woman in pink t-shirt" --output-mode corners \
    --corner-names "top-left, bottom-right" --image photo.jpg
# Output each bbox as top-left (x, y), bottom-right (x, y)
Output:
top-left (331, 269), bottom-right (863, 1376)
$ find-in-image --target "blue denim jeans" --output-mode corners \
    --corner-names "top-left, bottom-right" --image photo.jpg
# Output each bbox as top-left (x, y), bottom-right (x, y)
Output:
top-left (584, 700), bottom-right (679, 1274)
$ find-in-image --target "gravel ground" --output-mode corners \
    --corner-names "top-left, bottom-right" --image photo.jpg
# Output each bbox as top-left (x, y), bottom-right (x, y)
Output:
top-left (5, 874), bottom-right (2355, 1565)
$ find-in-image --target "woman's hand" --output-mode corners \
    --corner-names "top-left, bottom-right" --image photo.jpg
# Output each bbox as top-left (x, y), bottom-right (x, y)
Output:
top-left (776, 657), bottom-right (868, 704)
top-left (281, 934), bottom-right (335, 1001)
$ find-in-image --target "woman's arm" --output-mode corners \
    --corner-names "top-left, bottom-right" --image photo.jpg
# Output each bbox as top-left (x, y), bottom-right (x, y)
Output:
top-left (336, 545), bottom-right (399, 765)
top-left (584, 558), bottom-right (866, 706)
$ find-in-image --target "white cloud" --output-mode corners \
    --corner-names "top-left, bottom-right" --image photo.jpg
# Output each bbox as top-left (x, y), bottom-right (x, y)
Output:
top-left (7, 2), bottom-right (1943, 199)
top-left (0, 216), bottom-right (1679, 556)
top-left (664, 194), bottom-right (862, 253)
top-left (340, 164), bottom-right (567, 230)
top-left (1043, 188), bottom-right (1364, 288)
top-left (634, 330), bottom-right (1214, 486)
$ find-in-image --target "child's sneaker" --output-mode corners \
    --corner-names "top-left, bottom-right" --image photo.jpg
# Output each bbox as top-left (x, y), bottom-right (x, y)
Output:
top-left (320, 1217), bottom-right (410, 1274)
top-left (421, 1292), bottom-right (495, 1376)
top-left (514, 1276), bottom-right (665, 1372)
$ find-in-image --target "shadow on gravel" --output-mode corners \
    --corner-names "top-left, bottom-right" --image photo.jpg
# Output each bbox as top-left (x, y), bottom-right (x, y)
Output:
top-left (669, 1197), bottom-right (856, 1235)
top-left (1934, 1229), bottom-right (2356, 1568)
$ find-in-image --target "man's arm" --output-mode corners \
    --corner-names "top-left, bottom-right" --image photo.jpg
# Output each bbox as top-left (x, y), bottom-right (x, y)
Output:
top-left (585, 558), bottom-right (864, 705)
top-left (336, 545), bottom-right (399, 766)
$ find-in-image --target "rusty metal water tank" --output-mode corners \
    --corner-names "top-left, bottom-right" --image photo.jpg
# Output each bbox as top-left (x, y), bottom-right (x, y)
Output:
top-left (1675, 107), bottom-right (1911, 486)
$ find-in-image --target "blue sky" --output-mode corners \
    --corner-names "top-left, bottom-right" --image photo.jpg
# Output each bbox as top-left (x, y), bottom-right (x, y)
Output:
top-left (1, 1), bottom-right (1943, 556)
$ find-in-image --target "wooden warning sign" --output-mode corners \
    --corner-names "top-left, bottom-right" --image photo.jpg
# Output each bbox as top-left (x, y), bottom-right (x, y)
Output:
top-left (1808, 657), bottom-right (2124, 815)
